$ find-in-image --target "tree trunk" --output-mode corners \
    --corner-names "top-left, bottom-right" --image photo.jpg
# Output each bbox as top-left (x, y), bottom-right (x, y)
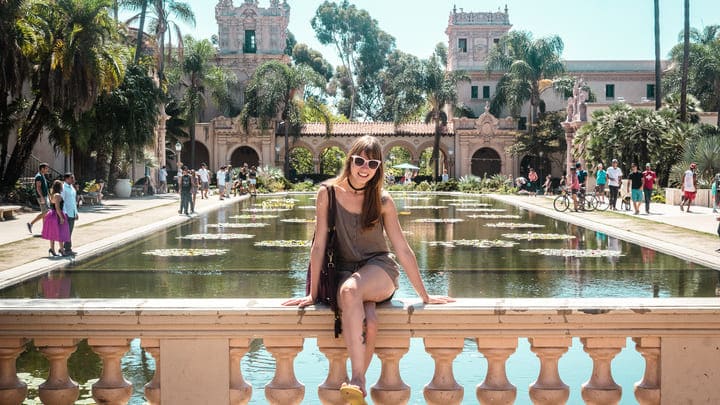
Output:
top-left (134, 0), bottom-right (148, 64)
top-left (0, 99), bottom-right (47, 194)
top-left (108, 143), bottom-right (122, 189)
top-left (680, 0), bottom-right (690, 121)
top-left (654, 0), bottom-right (662, 110)
top-left (433, 112), bottom-right (441, 181)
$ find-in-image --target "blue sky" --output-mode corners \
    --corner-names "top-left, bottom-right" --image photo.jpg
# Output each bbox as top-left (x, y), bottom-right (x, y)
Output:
top-left (136, 0), bottom-right (717, 63)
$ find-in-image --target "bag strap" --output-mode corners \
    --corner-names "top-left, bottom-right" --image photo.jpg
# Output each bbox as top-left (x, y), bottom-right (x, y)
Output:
top-left (326, 185), bottom-right (336, 233)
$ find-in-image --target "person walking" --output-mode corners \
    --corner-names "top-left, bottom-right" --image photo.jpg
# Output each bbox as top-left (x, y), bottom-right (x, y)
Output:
top-left (190, 169), bottom-right (199, 214)
top-left (606, 159), bottom-right (623, 210)
top-left (27, 163), bottom-right (50, 234)
top-left (595, 163), bottom-right (607, 203)
top-left (197, 163), bottom-right (210, 199)
top-left (282, 135), bottom-right (453, 404)
top-left (680, 163), bottom-right (698, 213)
top-left (60, 173), bottom-right (78, 256)
top-left (158, 166), bottom-right (168, 194)
top-left (225, 165), bottom-right (233, 198)
top-left (248, 165), bottom-right (257, 196)
top-left (711, 173), bottom-right (720, 213)
top-left (41, 180), bottom-right (70, 257)
top-left (528, 168), bottom-right (538, 196)
top-left (216, 166), bottom-right (226, 200)
top-left (642, 163), bottom-right (657, 214)
top-left (627, 163), bottom-right (644, 215)
top-left (178, 166), bottom-right (192, 215)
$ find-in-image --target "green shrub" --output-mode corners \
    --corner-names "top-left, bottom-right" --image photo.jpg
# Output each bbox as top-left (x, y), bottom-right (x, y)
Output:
top-left (415, 181), bottom-right (432, 191)
top-left (292, 180), bottom-right (316, 192)
top-left (435, 178), bottom-right (459, 192)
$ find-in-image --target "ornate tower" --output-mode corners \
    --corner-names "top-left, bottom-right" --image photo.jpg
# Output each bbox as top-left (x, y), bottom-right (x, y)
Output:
top-left (445, 5), bottom-right (512, 71)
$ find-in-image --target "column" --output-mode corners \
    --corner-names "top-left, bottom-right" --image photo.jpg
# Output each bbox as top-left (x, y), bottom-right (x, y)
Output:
top-left (476, 337), bottom-right (517, 405)
top-left (370, 336), bottom-right (410, 405)
top-left (316, 336), bottom-right (348, 405)
top-left (263, 336), bottom-right (304, 405)
top-left (88, 338), bottom-right (132, 405)
top-left (229, 338), bottom-right (253, 405)
top-left (580, 337), bottom-right (625, 405)
top-left (141, 339), bottom-right (161, 405)
top-left (633, 337), bottom-right (660, 405)
top-left (0, 338), bottom-right (28, 405)
top-left (423, 337), bottom-right (464, 405)
top-left (528, 337), bottom-right (571, 405)
top-left (35, 338), bottom-right (79, 405)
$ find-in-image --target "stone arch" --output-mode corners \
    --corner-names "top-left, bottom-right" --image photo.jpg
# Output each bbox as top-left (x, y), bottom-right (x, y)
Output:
top-left (471, 147), bottom-right (502, 177)
top-left (383, 140), bottom-right (418, 161)
top-left (289, 146), bottom-right (314, 176)
top-left (319, 145), bottom-right (347, 175)
top-left (180, 141), bottom-right (210, 169)
top-left (520, 154), bottom-right (552, 180)
top-left (230, 145), bottom-right (260, 168)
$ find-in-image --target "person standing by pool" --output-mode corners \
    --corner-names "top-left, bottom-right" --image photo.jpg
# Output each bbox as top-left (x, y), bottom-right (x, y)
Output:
top-left (282, 135), bottom-right (453, 404)
top-left (528, 168), bottom-right (538, 196)
top-left (680, 162), bottom-right (697, 213)
top-left (178, 166), bottom-right (192, 215)
top-left (42, 180), bottom-right (70, 257)
top-left (216, 166), bottom-right (226, 200)
top-left (626, 163), bottom-right (644, 215)
top-left (594, 163), bottom-right (607, 204)
top-left (606, 159), bottom-right (623, 210)
top-left (248, 165), bottom-right (257, 195)
top-left (158, 165), bottom-right (168, 194)
top-left (27, 162), bottom-right (50, 234)
top-left (60, 173), bottom-right (78, 256)
top-left (711, 173), bottom-right (720, 213)
top-left (642, 163), bottom-right (657, 214)
top-left (569, 167), bottom-right (580, 211)
top-left (197, 163), bottom-right (210, 199)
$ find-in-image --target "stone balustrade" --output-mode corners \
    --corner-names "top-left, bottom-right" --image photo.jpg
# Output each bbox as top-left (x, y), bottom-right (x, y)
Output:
top-left (1, 298), bottom-right (720, 404)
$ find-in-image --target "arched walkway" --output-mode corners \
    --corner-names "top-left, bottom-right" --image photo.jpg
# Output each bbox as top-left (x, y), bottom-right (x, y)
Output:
top-left (231, 146), bottom-right (259, 168)
top-left (471, 148), bottom-right (502, 177)
top-left (180, 141), bottom-right (210, 169)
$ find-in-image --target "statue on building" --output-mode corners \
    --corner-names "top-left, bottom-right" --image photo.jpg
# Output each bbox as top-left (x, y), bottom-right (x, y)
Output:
top-left (566, 77), bottom-right (588, 122)
top-left (565, 97), bottom-right (575, 122)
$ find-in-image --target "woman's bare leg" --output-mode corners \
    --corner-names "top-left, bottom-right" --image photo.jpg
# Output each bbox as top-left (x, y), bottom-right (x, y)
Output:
top-left (362, 302), bottom-right (377, 375)
top-left (338, 265), bottom-right (394, 396)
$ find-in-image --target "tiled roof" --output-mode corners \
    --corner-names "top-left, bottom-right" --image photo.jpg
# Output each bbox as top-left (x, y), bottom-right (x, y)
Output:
top-left (297, 122), bottom-right (453, 136)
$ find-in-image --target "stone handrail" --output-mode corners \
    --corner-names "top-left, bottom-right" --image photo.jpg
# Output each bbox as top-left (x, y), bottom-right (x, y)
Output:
top-left (1, 297), bottom-right (720, 404)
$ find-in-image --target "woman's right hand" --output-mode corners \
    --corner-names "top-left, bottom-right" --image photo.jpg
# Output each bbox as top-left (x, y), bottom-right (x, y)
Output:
top-left (281, 295), bottom-right (315, 307)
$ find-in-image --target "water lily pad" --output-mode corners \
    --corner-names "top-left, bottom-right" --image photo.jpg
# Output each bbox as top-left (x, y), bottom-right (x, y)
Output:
top-left (520, 248), bottom-right (624, 258)
top-left (230, 214), bottom-right (279, 219)
top-left (261, 198), bottom-right (298, 209)
top-left (296, 205), bottom-right (317, 210)
top-left (254, 240), bottom-right (312, 248)
top-left (467, 214), bottom-right (522, 219)
top-left (398, 211), bottom-right (412, 215)
top-left (455, 208), bottom-right (507, 212)
top-left (143, 249), bottom-right (229, 257)
top-left (177, 233), bottom-right (255, 240)
top-left (485, 222), bottom-right (545, 229)
top-left (280, 218), bottom-right (316, 223)
top-left (402, 205), bottom-right (448, 210)
top-left (412, 218), bottom-right (464, 223)
top-left (207, 223), bottom-right (269, 228)
top-left (426, 239), bottom-right (517, 248)
top-left (448, 202), bottom-right (493, 207)
top-left (243, 207), bottom-right (292, 213)
top-left (502, 233), bottom-right (576, 241)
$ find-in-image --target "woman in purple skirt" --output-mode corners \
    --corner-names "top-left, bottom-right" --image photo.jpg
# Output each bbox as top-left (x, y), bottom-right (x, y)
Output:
top-left (42, 180), bottom-right (70, 257)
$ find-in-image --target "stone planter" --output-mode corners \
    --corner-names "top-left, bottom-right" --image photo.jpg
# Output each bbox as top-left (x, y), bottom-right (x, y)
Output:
top-left (665, 187), bottom-right (712, 207)
top-left (114, 179), bottom-right (132, 198)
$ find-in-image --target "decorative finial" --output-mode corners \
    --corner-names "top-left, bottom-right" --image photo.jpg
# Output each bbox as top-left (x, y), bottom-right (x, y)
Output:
top-left (505, 4), bottom-right (509, 14)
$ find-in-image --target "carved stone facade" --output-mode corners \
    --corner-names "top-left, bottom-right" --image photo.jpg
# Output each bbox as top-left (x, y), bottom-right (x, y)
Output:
top-left (445, 5), bottom-right (511, 72)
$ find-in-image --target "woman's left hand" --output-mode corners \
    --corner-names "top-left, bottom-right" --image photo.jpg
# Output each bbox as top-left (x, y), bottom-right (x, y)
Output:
top-left (424, 295), bottom-right (455, 304)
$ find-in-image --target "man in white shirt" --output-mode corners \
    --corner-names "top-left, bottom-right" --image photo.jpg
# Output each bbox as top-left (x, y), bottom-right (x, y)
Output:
top-left (60, 173), bottom-right (78, 256)
top-left (680, 162), bottom-right (697, 213)
top-left (158, 166), bottom-right (168, 194)
top-left (606, 159), bottom-right (623, 211)
top-left (197, 163), bottom-right (210, 199)
top-left (216, 166), bottom-right (226, 200)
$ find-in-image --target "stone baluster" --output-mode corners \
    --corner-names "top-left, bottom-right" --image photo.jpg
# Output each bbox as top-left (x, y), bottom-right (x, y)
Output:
top-left (263, 336), bottom-right (304, 405)
top-left (528, 337), bottom-right (571, 405)
top-left (316, 336), bottom-right (348, 405)
top-left (0, 338), bottom-right (28, 405)
top-left (633, 337), bottom-right (660, 405)
top-left (423, 337), bottom-right (464, 405)
top-left (141, 339), bottom-right (161, 405)
top-left (35, 338), bottom-right (79, 405)
top-left (88, 338), bottom-right (132, 405)
top-left (580, 337), bottom-right (625, 405)
top-left (476, 337), bottom-right (517, 405)
top-left (370, 336), bottom-right (410, 405)
top-left (229, 338), bottom-right (253, 405)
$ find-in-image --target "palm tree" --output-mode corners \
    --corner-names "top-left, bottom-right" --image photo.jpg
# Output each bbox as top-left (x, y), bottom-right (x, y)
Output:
top-left (1, 0), bottom-right (126, 193)
top-left (485, 30), bottom-right (565, 134)
top-left (152, 0), bottom-right (195, 82)
top-left (421, 45), bottom-right (469, 180)
top-left (177, 37), bottom-right (238, 168)
top-left (119, 0), bottom-right (150, 63)
top-left (680, 0), bottom-right (690, 122)
top-left (240, 60), bottom-right (325, 178)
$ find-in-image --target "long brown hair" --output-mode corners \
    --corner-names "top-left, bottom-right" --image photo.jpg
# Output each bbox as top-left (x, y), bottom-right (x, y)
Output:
top-left (50, 180), bottom-right (63, 196)
top-left (336, 135), bottom-right (384, 229)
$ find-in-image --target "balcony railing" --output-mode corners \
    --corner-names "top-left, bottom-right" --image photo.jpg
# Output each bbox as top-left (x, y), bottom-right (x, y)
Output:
top-left (1, 297), bottom-right (720, 404)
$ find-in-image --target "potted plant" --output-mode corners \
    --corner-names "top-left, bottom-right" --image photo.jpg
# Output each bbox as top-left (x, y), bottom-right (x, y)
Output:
top-left (114, 161), bottom-right (132, 198)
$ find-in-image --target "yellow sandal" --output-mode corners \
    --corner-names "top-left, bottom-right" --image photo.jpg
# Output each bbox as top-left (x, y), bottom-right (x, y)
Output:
top-left (340, 383), bottom-right (367, 405)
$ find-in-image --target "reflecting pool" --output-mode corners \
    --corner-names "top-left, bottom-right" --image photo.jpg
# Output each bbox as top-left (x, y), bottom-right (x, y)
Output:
top-left (3, 192), bottom-right (716, 404)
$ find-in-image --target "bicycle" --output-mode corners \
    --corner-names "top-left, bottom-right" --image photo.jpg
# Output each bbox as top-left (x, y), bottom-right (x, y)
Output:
top-left (591, 185), bottom-right (609, 211)
top-left (553, 187), bottom-right (596, 212)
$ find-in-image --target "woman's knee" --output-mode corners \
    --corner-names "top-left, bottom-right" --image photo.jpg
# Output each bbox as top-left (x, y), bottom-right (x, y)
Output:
top-left (338, 282), bottom-right (361, 307)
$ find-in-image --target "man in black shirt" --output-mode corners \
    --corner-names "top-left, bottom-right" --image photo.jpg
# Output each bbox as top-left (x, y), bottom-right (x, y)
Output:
top-left (626, 163), bottom-right (644, 215)
top-left (27, 163), bottom-right (50, 234)
top-left (179, 166), bottom-right (192, 215)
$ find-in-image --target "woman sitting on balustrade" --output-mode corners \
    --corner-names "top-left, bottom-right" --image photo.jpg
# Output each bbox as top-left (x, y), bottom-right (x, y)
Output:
top-left (283, 135), bottom-right (453, 404)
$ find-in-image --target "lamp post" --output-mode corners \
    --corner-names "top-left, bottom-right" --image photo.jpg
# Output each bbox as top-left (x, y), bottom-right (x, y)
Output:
top-left (175, 142), bottom-right (182, 169)
top-left (275, 145), bottom-right (281, 167)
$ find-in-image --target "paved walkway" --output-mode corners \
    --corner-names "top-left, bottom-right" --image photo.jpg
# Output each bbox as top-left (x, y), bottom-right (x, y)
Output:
top-left (1, 190), bottom-right (718, 289)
